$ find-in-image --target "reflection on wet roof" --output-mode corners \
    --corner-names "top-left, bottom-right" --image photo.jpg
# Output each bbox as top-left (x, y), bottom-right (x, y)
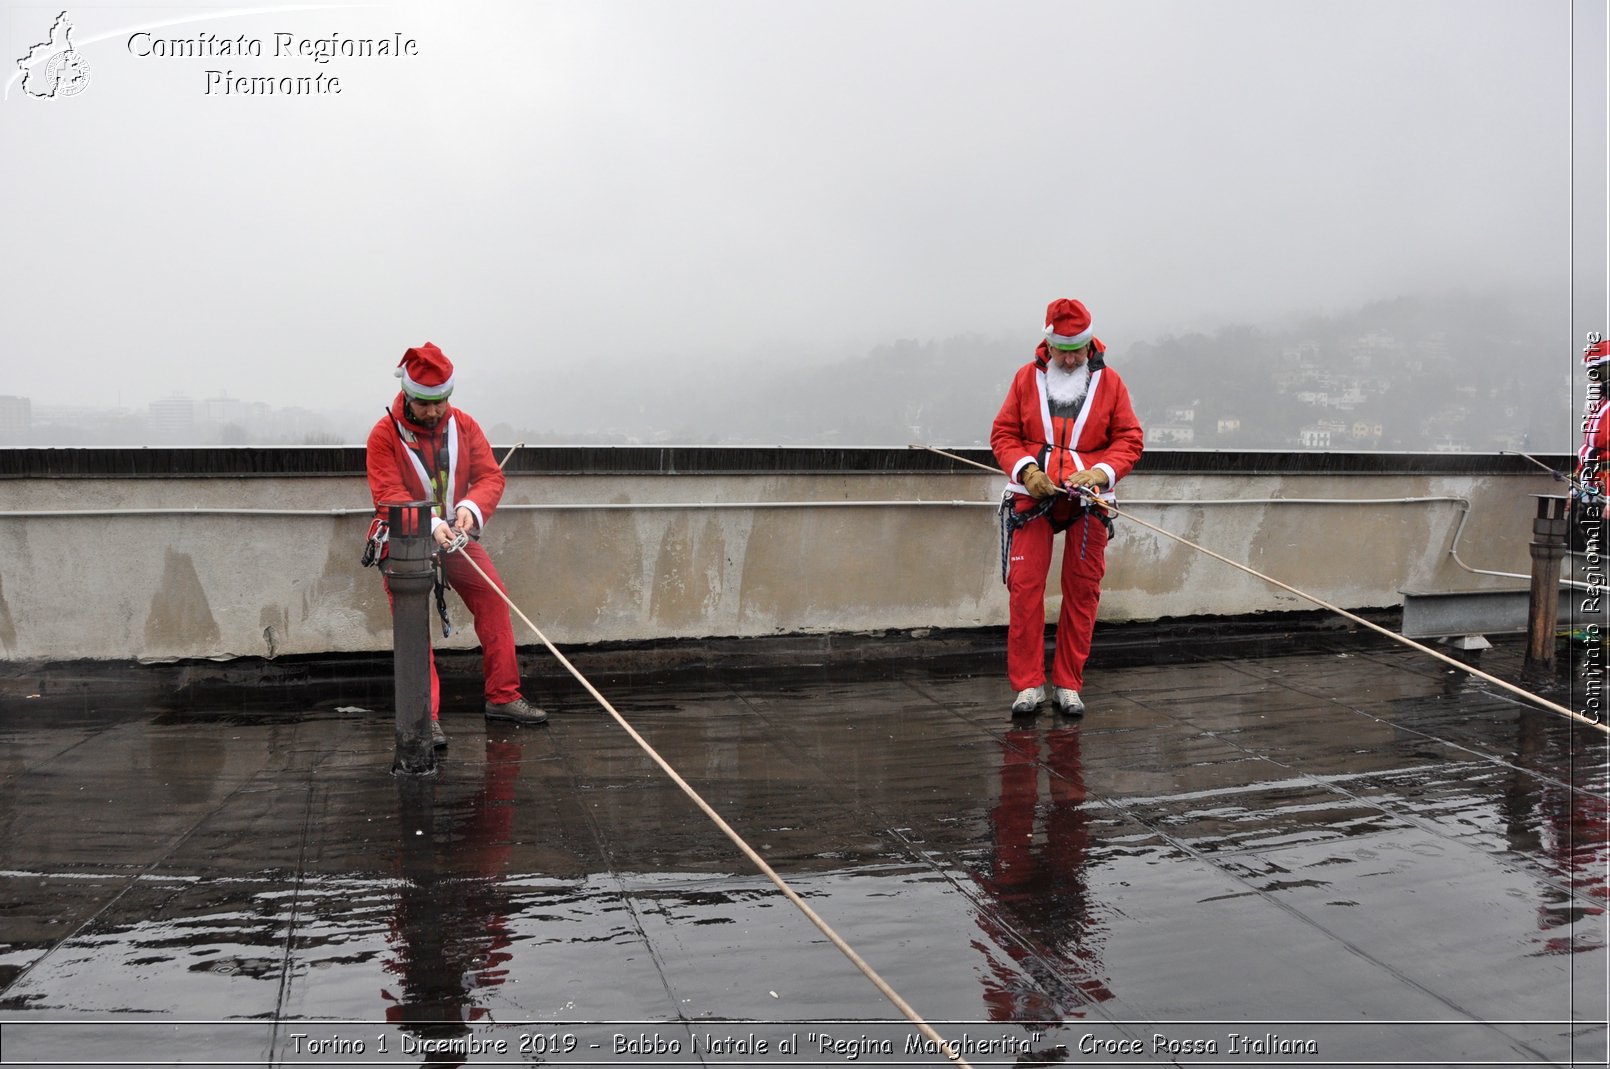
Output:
top-left (0, 634), bottom-right (1605, 1065)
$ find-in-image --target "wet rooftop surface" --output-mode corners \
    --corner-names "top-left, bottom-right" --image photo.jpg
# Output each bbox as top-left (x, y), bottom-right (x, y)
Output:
top-left (0, 635), bottom-right (1605, 1067)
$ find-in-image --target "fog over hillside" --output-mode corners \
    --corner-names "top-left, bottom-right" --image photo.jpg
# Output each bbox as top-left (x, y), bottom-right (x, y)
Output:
top-left (3, 290), bottom-right (1580, 453)
top-left (501, 290), bottom-right (1575, 455)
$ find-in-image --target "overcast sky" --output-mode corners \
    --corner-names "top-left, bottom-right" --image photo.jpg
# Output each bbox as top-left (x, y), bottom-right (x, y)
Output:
top-left (1, 0), bottom-right (1604, 427)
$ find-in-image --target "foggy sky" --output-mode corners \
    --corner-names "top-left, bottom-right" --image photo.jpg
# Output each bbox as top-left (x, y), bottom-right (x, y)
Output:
top-left (1, 0), bottom-right (1604, 432)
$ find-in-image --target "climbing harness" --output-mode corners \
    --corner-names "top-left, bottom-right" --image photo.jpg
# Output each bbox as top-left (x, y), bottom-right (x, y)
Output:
top-left (436, 537), bottom-right (979, 1069)
top-left (359, 517), bottom-right (388, 568)
top-left (377, 404), bottom-right (482, 636)
top-left (997, 490), bottom-right (1054, 582)
top-left (918, 444), bottom-right (1609, 736)
top-left (432, 561), bottom-right (453, 638)
top-left (359, 514), bottom-right (459, 637)
top-left (430, 527), bottom-right (472, 638)
top-left (997, 489), bottom-right (1114, 580)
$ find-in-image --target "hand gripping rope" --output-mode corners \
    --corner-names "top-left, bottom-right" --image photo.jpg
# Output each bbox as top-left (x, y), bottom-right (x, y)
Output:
top-left (437, 536), bottom-right (979, 1068)
top-left (918, 445), bottom-right (1608, 736)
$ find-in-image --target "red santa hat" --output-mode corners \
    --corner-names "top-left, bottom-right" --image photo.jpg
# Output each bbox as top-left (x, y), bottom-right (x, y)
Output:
top-left (1043, 298), bottom-right (1096, 349)
top-left (1584, 339), bottom-right (1610, 368)
top-left (395, 343), bottom-right (455, 400)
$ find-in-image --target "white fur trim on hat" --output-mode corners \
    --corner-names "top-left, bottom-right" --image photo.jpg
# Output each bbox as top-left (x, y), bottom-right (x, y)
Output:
top-left (1045, 325), bottom-right (1094, 348)
top-left (395, 366), bottom-right (456, 399)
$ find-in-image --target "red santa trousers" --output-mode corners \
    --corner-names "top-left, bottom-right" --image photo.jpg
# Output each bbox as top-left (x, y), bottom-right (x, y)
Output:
top-left (384, 540), bottom-right (522, 717)
top-left (1005, 499), bottom-right (1108, 692)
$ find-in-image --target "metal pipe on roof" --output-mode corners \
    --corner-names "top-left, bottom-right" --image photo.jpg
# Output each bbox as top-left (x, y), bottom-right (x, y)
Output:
top-left (0, 494), bottom-right (1520, 517)
top-left (11, 491), bottom-right (1579, 578)
top-left (12, 493), bottom-right (1585, 586)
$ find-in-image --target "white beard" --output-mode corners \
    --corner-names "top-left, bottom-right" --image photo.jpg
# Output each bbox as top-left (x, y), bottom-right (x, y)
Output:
top-left (1045, 362), bottom-right (1091, 407)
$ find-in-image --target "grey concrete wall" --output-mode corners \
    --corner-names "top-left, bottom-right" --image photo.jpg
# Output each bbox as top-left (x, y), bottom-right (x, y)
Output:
top-left (0, 463), bottom-right (1555, 663)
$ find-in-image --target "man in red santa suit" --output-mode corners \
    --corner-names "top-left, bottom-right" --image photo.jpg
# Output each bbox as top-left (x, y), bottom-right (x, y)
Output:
top-left (1578, 339), bottom-right (1609, 492)
top-left (1575, 337), bottom-right (1610, 551)
top-left (991, 299), bottom-right (1145, 717)
top-left (365, 343), bottom-right (548, 749)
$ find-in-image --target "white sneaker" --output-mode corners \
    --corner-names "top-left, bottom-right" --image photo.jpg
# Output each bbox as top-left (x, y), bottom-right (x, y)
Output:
top-left (1052, 687), bottom-right (1085, 717)
top-left (1010, 686), bottom-right (1045, 717)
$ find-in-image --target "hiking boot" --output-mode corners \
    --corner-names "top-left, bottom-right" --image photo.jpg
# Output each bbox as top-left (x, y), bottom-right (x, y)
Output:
top-left (1052, 687), bottom-right (1085, 717)
top-left (1010, 686), bottom-right (1045, 717)
top-left (430, 719), bottom-right (448, 749)
top-left (485, 696), bottom-right (549, 726)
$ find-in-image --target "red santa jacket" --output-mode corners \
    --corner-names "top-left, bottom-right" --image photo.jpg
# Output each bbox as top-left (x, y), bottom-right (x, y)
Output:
top-left (366, 393), bottom-right (505, 534)
top-left (1580, 398), bottom-right (1610, 499)
top-left (991, 341), bottom-right (1145, 502)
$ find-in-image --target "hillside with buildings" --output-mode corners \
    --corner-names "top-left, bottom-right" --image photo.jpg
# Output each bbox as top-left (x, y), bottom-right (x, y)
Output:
top-left (0, 293), bottom-right (1575, 453)
top-left (1119, 293), bottom-right (1568, 454)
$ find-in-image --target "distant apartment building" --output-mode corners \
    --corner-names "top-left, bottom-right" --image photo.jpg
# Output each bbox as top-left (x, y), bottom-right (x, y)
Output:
top-left (1280, 341), bottom-right (1321, 365)
top-left (1299, 419), bottom-right (1349, 449)
top-left (148, 394), bottom-right (195, 439)
top-left (1299, 426), bottom-right (1332, 449)
top-left (199, 394), bottom-right (249, 426)
top-left (1350, 421), bottom-right (1383, 441)
top-left (1333, 384), bottom-right (1366, 409)
top-left (0, 395), bottom-right (31, 442)
top-left (1151, 405), bottom-right (1196, 446)
top-left (1347, 332), bottom-right (1401, 369)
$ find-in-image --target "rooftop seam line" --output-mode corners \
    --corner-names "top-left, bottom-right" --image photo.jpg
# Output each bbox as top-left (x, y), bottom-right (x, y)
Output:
top-left (267, 761), bottom-right (320, 1068)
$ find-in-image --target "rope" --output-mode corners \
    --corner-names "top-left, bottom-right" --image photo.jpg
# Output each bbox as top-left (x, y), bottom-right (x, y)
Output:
top-left (1501, 448), bottom-right (1596, 498)
top-left (442, 543), bottom-right (977, 1068)
top-left (914, 445), bottom-right (1607, 735)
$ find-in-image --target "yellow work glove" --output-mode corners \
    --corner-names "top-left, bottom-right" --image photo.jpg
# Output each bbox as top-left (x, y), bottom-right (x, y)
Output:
top-left (1022, 464), bottom-right (1057, 500)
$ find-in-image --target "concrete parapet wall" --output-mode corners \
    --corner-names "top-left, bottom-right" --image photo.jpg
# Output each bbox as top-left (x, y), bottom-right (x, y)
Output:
top-left (0, 448), bottom-right (1561, 662)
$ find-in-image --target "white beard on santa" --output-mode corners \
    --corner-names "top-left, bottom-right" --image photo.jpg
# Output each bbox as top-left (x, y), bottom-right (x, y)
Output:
top-left (1045, 361), bottom-right (1091, 407)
